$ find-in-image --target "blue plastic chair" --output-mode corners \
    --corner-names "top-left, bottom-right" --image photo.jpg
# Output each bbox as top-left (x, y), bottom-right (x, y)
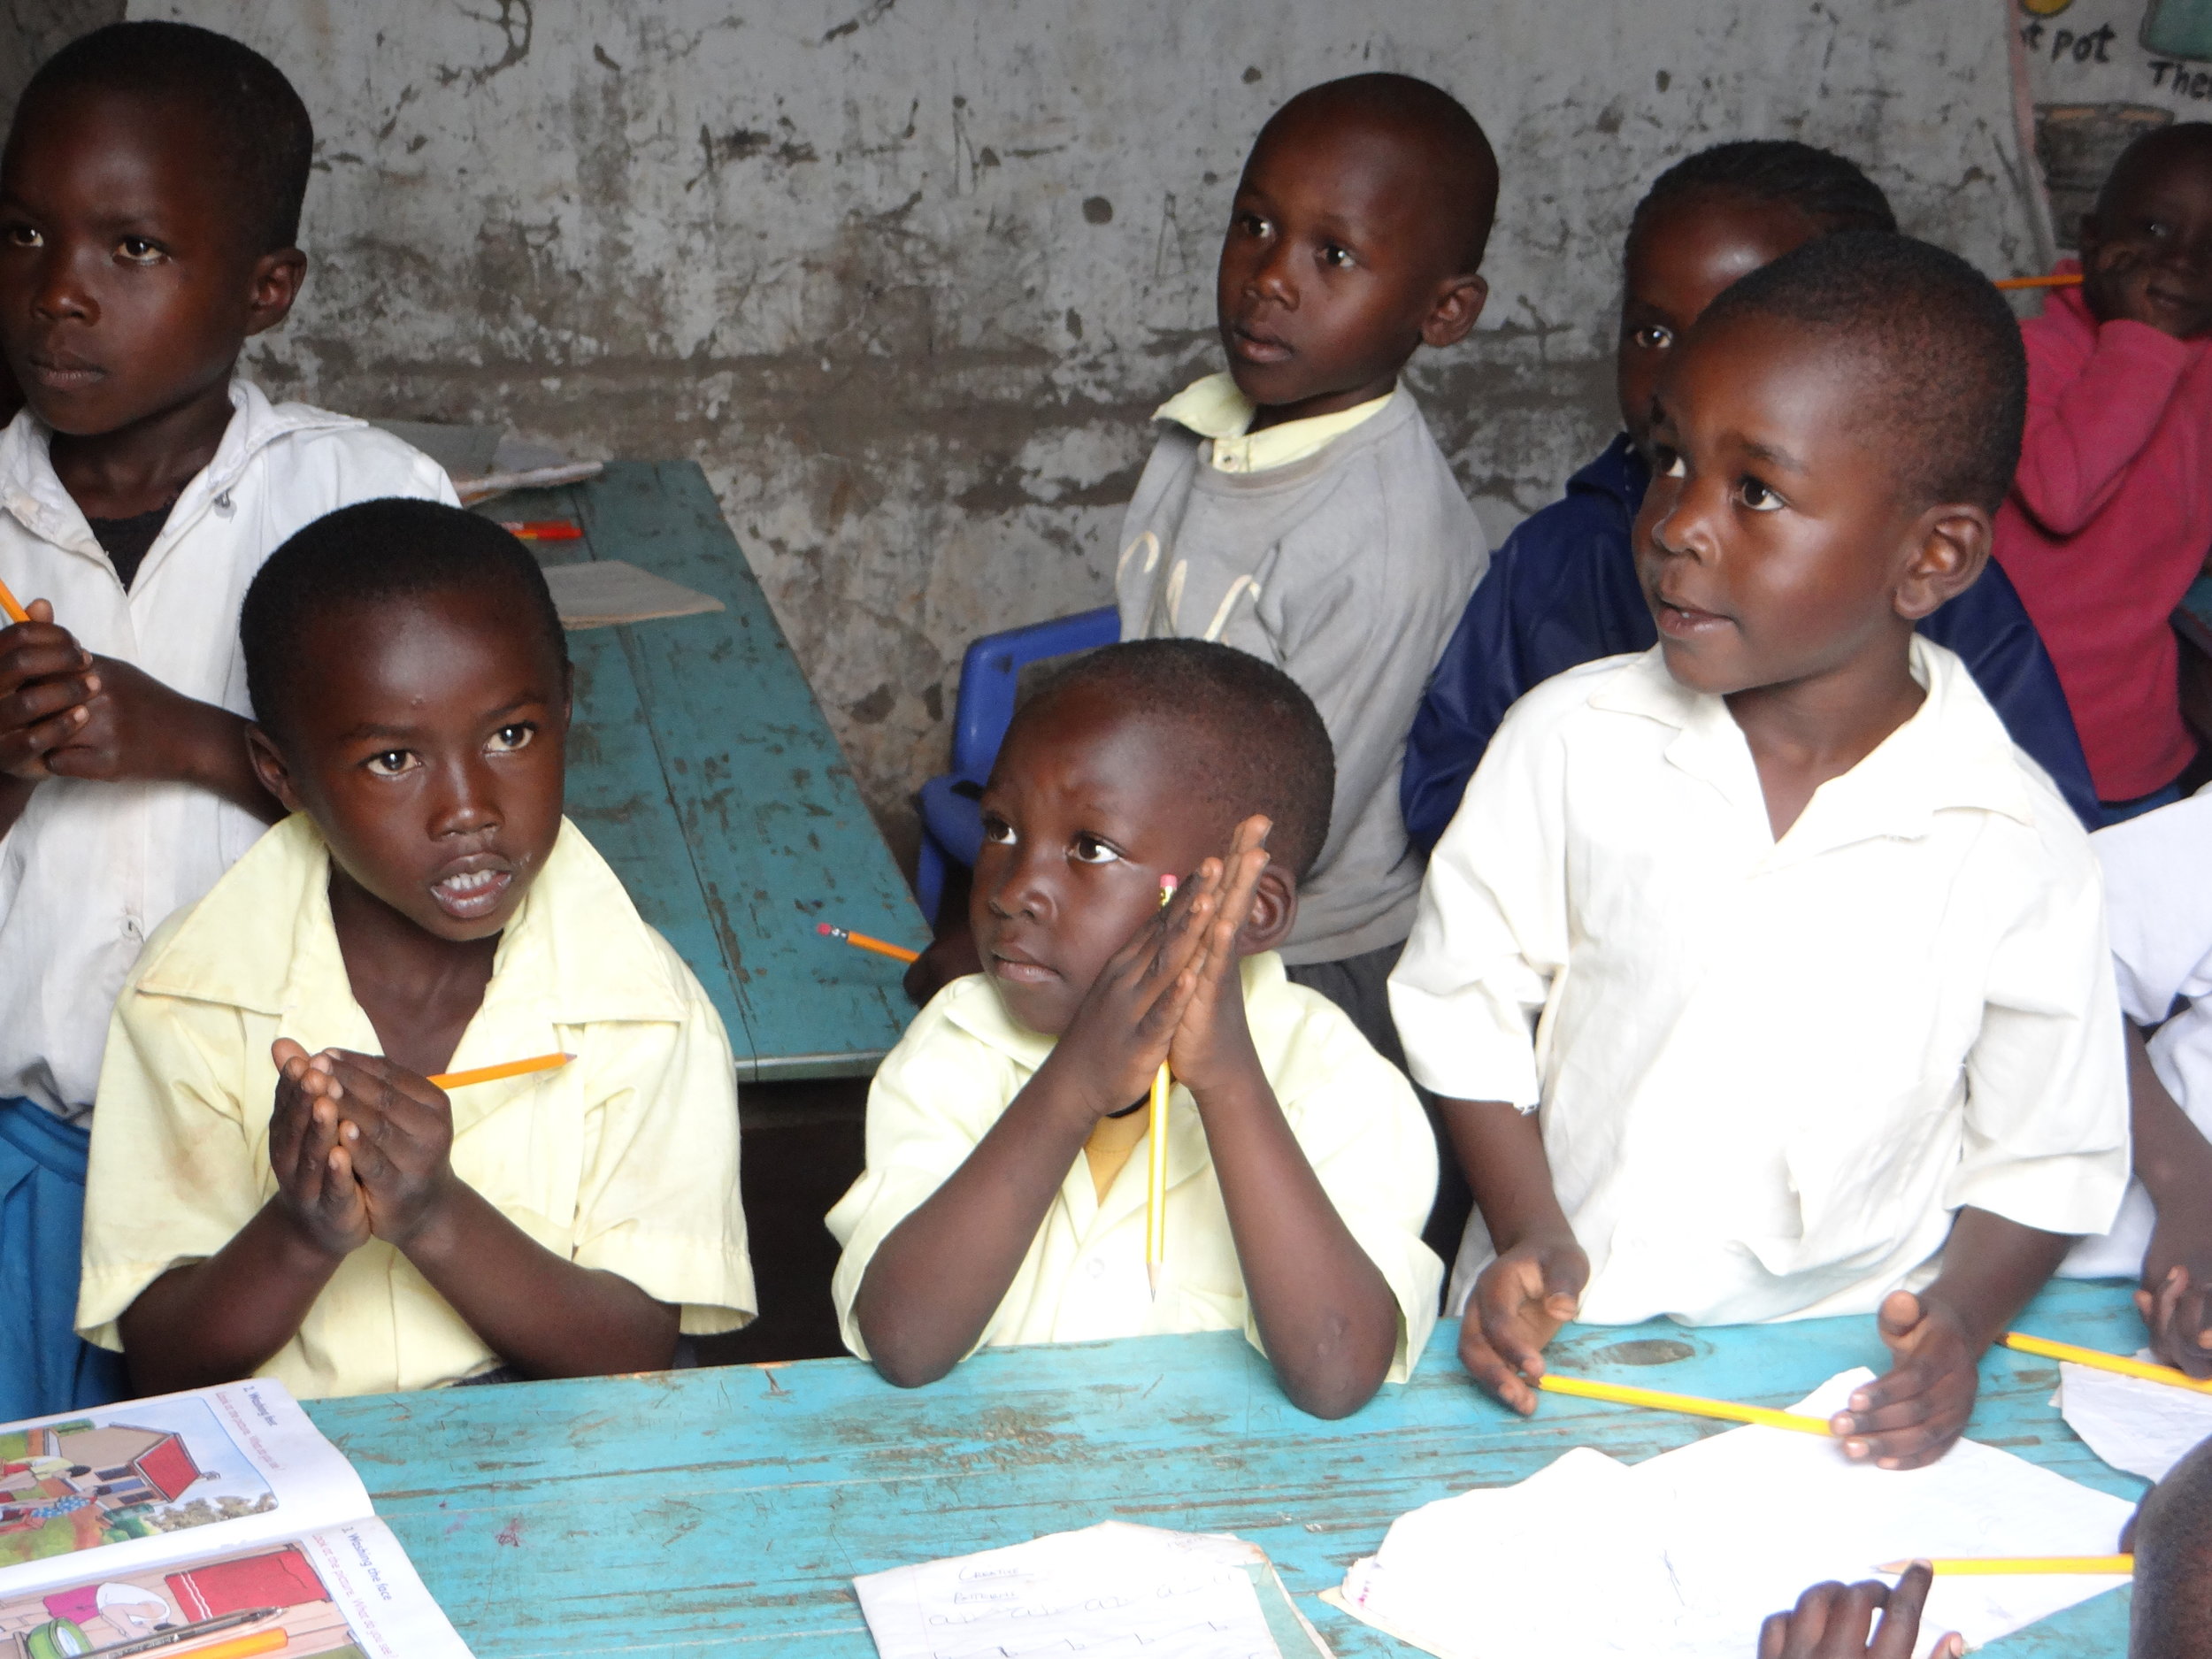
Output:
top-left (915, 606), bottom-right (1120, 923)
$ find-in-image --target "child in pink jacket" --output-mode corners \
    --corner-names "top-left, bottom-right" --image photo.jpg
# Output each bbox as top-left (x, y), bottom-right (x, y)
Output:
top-left (1994, 122), bottom-right (2212, 820)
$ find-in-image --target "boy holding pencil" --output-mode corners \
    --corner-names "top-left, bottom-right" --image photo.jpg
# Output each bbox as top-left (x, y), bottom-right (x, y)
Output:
top-left (0, 23), bottom-right (456, 1418)
top-left (827, 640), bottom-right (1440, 1420)
top-left (75, 501), bottom-right (754, 1399)
top-left (1392, 233), bottom-right (2130, 1469)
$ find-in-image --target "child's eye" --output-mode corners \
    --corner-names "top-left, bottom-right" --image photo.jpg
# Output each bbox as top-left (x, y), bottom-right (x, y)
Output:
top-left (1235, 211), bottom-right (1271, 240)
top-left (1737, 476), bottom-right (1785, 511)
top-left (364, 749), bottom-right (417, 777)
top-left (1071, 833), bottom-right (1122, 865)
top-left (1320, 242), bottom-right (1356, 269)
top-left (115, 236), bottom-right (163, 265)
top-left (2145, 218), bottom-right (2173, 240)
top-left (487, 722), bottom-right (534, 753)
top-left (1655, 446), bottom-right (1686, 479)
top-left (3, 225), bottom-right (40, 250)
top-left (980, 813), bottom-right (1016, 847)
top-left (1632, 323), bottom-right (1673, 350)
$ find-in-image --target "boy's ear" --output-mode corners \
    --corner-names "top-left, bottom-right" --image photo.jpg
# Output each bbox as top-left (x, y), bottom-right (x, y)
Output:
top-left (243, 248), bottom-right (308, 340)
top-left (1893, 503), bottom-right (1992, 622)
top-left (1420, 273), bottom-right (1489, 349)
top-left (1234, 861), bottom-right (1299, 956)
top-left (244, 722), bottom-right (308, 817)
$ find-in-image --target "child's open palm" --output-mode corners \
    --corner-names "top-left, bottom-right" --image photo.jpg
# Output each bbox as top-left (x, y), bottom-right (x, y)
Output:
top-left (1165, 815), bottom-right (1272, 1097)
top-left (269, 1038), bottom-right (371, 1258)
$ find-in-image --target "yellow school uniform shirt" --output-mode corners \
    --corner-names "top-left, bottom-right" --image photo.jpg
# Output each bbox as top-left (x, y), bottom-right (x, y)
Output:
top-left (76, 813), bottom-right (755, 1400)
top-left (1153, 371), bottom-right (1394, 475)
top-left (826, 953), bottom-right (1441, 1379)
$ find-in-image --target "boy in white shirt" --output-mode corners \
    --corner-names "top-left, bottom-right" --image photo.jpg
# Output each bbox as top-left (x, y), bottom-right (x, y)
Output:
top-left (829, 640), bottom-right (1440, 1420)
top-left (1391, 232), bottom-right (2130, 1469)
top-left (0, 22), bottom-right (453, 1417)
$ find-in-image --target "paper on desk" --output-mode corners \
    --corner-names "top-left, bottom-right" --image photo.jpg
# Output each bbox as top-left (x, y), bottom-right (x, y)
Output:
top-left (540, 559), bottom-right (724, 630)
top-left (854, 1521), bottom-right (1300, 1659)
top-left (2061, 1356), bottom-right (2212, 1480)
top-left (1329, 1369), bottom-right (2133, 1659)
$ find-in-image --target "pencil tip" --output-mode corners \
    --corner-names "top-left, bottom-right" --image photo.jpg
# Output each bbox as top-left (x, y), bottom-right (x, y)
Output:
top-left (1148, 1263), bottom-right (1161, 1298)
top-left (1874, 1561), bottom-right (1907, 1574)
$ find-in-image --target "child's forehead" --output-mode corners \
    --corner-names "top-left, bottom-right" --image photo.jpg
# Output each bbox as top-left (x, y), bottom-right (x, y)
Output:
top-left (5, 85), bottom-right (238, 224)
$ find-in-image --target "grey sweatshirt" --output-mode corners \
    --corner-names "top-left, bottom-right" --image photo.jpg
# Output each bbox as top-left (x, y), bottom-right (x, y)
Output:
top-left (1115, 388), bottom-right (1489, 964)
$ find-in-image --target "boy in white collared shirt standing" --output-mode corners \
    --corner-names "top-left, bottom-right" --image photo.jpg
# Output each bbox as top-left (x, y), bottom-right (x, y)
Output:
top-left (0, 24), bottom-right (453, 1417)
top-left (1391, 233), bottom-right (2130, 1471)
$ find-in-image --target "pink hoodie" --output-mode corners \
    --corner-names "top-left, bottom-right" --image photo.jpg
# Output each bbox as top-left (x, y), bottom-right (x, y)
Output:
top-left (1993, 273), bottom-right (2212, 802)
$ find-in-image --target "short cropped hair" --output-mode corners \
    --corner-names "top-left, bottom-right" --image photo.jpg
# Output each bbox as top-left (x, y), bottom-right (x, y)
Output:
top-left (2132, 1432), bottom-right (2212, 1654)
top-left (17, 21), bottom-right (312, 252)
top-left (1631, 139), bottom-right (1897, 246)
top-left (1015, 639), bottom-right (1335, 880)
top-left (1695, 230), bottom-right (2026, 515)
top-left (1263, 73), bottom-right (1498, 271)
top-left (242, 500), bottom-right (567, 738)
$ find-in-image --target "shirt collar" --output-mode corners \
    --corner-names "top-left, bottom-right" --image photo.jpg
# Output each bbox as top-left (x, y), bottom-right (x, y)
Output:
top-left (134, 813), bottom-right (690, 1025)
top-left (1587, 638), bottom-right (2042, 850)
top-left (1153, 370), bottom-right (1397, 474)
top-left (0, 380), bottom-right (365, 557)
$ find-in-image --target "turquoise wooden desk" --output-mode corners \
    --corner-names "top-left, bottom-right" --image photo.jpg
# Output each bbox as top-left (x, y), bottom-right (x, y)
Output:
top-left (478, 463), bottom-right (927, 1080)
top-left (304, 1279), bottom-right (2148, 1657)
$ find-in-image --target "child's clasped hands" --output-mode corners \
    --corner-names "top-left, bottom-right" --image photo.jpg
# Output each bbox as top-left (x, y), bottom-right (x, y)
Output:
top-left (269, 1039), bottom-right (463, 1261)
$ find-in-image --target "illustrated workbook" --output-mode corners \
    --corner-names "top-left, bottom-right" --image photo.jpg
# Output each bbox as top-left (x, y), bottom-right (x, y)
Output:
top-left (0, 1382), bottom-right (470, 1659)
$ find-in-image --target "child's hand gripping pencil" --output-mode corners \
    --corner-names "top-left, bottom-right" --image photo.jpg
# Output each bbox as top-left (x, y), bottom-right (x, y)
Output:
top-left (1146, 875), bottom-right (1178, 1298)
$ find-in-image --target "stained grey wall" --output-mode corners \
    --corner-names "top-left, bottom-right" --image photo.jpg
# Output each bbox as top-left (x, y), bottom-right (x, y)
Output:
top-left (119, 0), bottom-right (2038, 861)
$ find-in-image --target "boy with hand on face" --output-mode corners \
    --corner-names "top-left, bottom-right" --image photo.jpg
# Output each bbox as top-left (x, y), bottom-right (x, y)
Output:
top-left (1392, 234), bottom-right (2130, 1470)
top-left (1401, 140), bottom-right (2096, 851)
top-left (1994, 123), bottom-right (2212, 824)
top-left (76, 502), bottom-right (753, 1400)
top-left (1114, 73), bottom-right (1494, 1073)
top-left (830, 641), bottom-right (1440, 1421)
top-left (0, 23), bottom-right (455, 1418)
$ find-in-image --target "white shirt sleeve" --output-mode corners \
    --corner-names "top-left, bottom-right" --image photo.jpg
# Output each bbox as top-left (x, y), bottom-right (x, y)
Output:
top-left (2095, 790), bottom-right (2212, 1025)
top-left (1388, 685), bottom-right (1573, 1105)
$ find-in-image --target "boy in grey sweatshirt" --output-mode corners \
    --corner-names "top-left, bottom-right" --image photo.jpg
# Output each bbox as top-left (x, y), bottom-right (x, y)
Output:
top-left (1117, 72), bottom-right (1496, 1078)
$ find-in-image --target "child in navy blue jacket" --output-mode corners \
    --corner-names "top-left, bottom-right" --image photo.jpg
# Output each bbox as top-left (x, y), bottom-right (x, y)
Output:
top-left (1401, 142), bottom-right (2097, 851)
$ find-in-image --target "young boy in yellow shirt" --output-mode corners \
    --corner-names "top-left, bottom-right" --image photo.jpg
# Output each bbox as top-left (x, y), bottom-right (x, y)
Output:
top-left (829, 641), bottom-right (1439, 1419)
top-left (77, 501), bottom-right (753, 1399)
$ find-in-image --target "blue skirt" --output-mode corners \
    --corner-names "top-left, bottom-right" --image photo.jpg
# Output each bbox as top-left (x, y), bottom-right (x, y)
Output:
top-left (0, 1097), bottom-right (129, 1418)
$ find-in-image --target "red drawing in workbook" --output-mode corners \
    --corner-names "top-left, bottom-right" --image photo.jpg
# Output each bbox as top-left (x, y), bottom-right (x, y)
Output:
top-left (0, 1382), bottom-right (472, 1658)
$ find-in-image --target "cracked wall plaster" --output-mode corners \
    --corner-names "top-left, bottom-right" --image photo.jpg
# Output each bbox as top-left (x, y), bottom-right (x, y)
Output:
top-left (125, 0), bottom-right (2040, 864)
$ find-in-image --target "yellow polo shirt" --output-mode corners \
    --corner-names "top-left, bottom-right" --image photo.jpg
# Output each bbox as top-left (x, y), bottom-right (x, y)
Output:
top-left (77, 813), bottom-right (755, 1400)
top-left (826, 954), bottom-right (1441, 1381)
top-left (1154, 371), bottom-right (1394, 475)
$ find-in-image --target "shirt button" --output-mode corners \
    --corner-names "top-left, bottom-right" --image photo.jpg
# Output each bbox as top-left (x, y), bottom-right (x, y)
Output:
top-left (1087, 1257), bottom-right (1107, 1279)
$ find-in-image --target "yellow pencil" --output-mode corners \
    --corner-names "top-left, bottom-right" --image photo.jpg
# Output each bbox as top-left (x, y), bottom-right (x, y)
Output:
top-left (1146, 875), bottom-right (1178, 1300)
top-left (816, 921), bottom-right (922, 964)
top-left (0, 574), bottom-right (27, 625)
top-left (1536, 1373), bottom-right (1835, 1436)
top-left (1876, 1556), bottom-right (2131, 1576)
top-left (1995, 273), bottom-right (2085, 291)
top-left (427, 1052), bottom-right (572, 1090)
top-left (2002, 1331), bottom-right (2212, 1394)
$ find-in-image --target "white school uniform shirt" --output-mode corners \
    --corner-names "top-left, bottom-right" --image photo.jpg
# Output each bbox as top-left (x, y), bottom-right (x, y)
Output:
top-left (2063, 787), bottom-right (2212, 1279)
top-left (0, 381), bottom-right (457, 1118)
top-left (1389, 639), bottom-right (2130, 1325)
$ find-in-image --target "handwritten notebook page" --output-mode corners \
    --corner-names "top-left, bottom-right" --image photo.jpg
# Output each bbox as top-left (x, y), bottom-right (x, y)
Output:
top-left (1328, 1369), bottom-right (2133, 1659)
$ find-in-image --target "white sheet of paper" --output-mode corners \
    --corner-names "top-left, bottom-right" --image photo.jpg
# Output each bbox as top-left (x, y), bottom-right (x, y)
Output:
top-left (2060, 1356), bottom-right (2212, 1480)
top-left (1333, 1369), bottom-right (2133, 1659)
top-left (855, 1522), bottom-right (1284, 1659)
top-left (540, 559), bottom-right (725, 629)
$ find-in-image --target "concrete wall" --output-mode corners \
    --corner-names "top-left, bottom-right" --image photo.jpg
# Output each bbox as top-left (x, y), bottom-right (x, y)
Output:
top-left (118, 0), bottom-right (2039, 862)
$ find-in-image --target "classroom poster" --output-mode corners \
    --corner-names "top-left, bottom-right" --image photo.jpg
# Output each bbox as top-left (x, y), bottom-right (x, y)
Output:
top-left (2018, 0), bottom-right (2212, 243)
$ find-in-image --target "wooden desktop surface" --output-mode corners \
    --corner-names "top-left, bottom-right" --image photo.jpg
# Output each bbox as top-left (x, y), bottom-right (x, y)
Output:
top-left (305, 1277), bottom-right (2148, 1657)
